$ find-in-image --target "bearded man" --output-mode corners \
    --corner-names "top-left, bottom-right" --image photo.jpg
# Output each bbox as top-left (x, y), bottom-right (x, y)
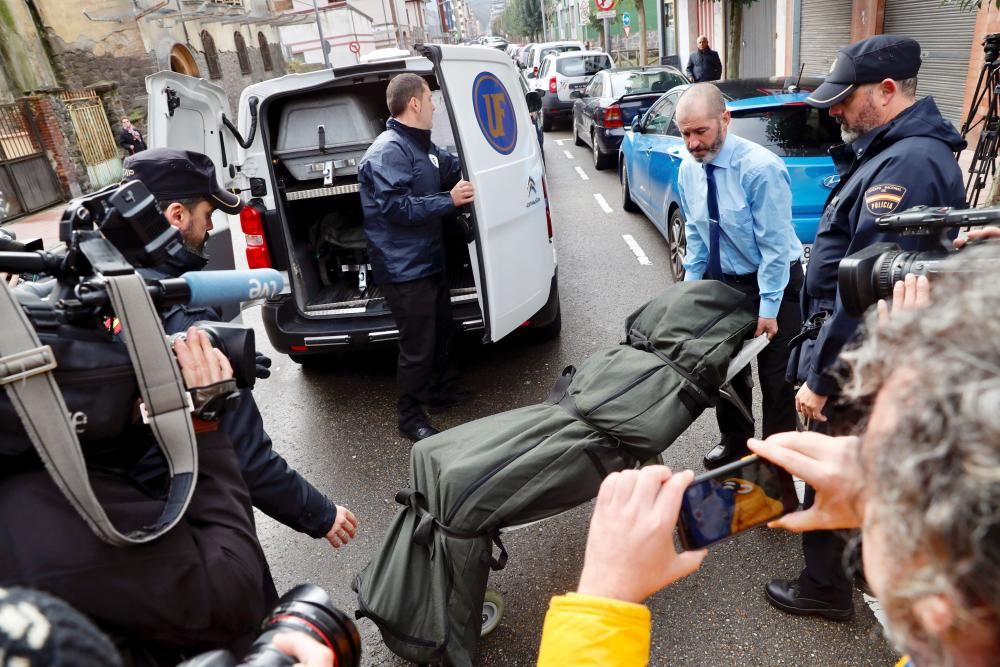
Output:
top-left (767, 34), bottom-right (967, 621)
top-left (674, 82), bottom-right (803, 470)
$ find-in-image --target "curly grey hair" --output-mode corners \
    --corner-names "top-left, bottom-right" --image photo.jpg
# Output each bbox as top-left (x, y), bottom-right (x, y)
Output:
top-left (840, 244), bottom-right (1000, 664)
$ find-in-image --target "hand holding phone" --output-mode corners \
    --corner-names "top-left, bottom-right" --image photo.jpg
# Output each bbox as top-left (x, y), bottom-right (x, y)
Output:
top-left (577, 466), bottom-right (707, 604)
top-left (748, 432), bottom-right (865, 532)
top-left (676, 454), bottom-right (800, 550)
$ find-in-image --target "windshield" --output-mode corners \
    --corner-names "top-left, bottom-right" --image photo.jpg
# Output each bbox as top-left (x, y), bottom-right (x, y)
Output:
top-left (729, 106), bottom-right (840, 157)
top-left (610, 70), bottom-right (686, 97)
top-left (539, 45), bottom-right (581, 62)
top-left (556, 55), bottom-right (611, 77)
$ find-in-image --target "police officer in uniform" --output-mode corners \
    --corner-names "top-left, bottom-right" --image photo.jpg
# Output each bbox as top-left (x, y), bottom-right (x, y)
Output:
top-left (765, 35), bottom-right (966, 620)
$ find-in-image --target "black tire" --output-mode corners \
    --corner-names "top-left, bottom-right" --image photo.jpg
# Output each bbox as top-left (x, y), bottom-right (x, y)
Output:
top-left (540, 108), bottom-right (553, 132)
top-left (667, 207), bottom-right (687, 283)
top-left (526, 304), bottom-right (561, 341)
top-left (573, 119), bottom-right (586, 146)
top-left (621, 162), bottom-right (638, 212)
top-left (592, 131), bottom-right (611, 170)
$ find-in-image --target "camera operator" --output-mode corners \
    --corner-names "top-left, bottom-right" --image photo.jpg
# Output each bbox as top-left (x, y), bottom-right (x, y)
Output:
top-left (536, 252), bottom-right (1000, 666)
top-left (777, 35), bottom-right (967, 620)
top-left (0, 327), bottom-right (274, 663)
top-left (121, 148), bottom-right (359, 553)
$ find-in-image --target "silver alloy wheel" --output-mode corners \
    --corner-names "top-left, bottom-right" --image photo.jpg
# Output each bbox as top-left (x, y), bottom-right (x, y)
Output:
top-left (668, 208), bottom-right (687, 282)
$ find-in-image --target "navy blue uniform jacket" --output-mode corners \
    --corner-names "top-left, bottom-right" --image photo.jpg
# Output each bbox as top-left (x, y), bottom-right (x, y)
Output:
top-left (135, 261), bottom-right (337, 539)
top-left (686, 49), bottom-right (722, 82)
top-left (358, 118), bottom-right (462, 285)
top-left (790, 97), bottom-right (967, 395)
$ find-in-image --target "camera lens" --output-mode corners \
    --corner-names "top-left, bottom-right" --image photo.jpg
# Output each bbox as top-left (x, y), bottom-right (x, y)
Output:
top-left (242, 585), bottom-right (361, 667)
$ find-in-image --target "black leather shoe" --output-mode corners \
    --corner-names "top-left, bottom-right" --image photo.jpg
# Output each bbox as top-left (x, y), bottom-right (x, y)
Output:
top-left (425, 389), bottom-right (473, 414)
top-left (399, 423), bottom-right (440, 442)
top-left (764, 579), bottom-right (854, 621)
top-left (703, 439), bottom-right (751, 469)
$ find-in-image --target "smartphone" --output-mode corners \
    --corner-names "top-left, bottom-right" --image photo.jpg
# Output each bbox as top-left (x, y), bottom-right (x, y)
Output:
top-left (676, 454), bottom-right (799, 551)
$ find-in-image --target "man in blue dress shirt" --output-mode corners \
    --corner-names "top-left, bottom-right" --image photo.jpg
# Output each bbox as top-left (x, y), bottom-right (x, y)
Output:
top-left (675, 83), bottom-right (803, 469)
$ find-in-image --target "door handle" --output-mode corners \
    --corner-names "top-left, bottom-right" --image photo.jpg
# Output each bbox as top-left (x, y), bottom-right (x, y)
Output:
top-left (643, 146), bottom-right (653, 154)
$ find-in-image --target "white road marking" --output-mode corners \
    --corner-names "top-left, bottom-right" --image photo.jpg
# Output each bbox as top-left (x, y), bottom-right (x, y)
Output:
top-left (574, 166), bottom-right (589, 181)
top-left (563, 150), bottom-right (575, 160)
top-left (555, 139), bottom-right (568, 145)
top-left (622, 234), bottom-right (652, 265)
top-left (593, 193), bottom-right (613, 214)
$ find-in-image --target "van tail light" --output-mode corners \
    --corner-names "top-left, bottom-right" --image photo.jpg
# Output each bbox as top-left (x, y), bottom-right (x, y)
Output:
top-left (602, 104), bottom-right (624, 128)
top-left (542, 175), bottom-right (553, 240)
top-left (533, 66), bottom-right (539, 77)
top-left (548, 77), bottom-right (557, 94)
top-left (240, 204), bottom-right (272, 269)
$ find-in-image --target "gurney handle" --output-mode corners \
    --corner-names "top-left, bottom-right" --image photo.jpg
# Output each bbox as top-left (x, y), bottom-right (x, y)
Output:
top-left (724, 334), bottom-right (770, 384)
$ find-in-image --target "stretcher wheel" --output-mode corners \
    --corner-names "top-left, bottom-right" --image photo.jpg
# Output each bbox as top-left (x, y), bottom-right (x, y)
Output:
top-left (481, 590), bottom-right (505, 637)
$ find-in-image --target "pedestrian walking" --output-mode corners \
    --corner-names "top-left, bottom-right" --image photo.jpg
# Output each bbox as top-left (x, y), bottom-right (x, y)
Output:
top-left (686, 36), bottom-right (722, 82)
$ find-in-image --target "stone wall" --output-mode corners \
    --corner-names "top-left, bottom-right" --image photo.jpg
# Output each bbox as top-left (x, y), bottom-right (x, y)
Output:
top-left (0, 0), bottom-right (59, 95)
top-left (24, 95), bottom-right (85, 198)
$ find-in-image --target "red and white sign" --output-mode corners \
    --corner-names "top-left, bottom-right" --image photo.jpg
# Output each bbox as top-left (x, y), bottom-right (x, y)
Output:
top-left (595, 0), bottom-right (616, 12)
top-left (623, 24), bottom-right (631, 37)
top-left (349, 41), bottom-right (361, 54)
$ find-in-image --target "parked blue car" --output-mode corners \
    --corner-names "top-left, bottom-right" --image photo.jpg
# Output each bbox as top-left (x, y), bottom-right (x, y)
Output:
top-left (619, 77), bottom-right (841, 281)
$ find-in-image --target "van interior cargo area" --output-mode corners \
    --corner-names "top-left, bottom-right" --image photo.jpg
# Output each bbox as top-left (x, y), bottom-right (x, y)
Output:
top-left (265, 77), bottom-right (478, 316)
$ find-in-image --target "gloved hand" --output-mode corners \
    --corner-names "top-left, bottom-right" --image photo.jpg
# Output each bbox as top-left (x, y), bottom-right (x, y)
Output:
top-left (255, 351), bottom-right (272, 380)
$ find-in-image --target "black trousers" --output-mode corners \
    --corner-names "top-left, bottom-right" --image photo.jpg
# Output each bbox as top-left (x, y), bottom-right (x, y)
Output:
top-left (797, 420), bottom-right (856, 605)
top-left (716, 261), bottom-right (803, 444)
top-left (381, 273), bottom-right (457, 429)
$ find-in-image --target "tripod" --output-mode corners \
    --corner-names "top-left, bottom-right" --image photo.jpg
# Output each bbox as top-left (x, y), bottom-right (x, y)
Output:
top-left (960, 34), bottom-right (1000, 208)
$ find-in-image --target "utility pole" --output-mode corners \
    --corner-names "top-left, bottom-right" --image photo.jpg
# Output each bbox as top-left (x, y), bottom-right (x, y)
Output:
top-left (312, 0), bottom-right (331, 68)
top-left (540, 0), bottom-right (547, 41)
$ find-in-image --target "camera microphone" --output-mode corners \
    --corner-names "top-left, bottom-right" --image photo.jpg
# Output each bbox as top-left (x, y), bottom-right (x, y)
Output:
top-left (158, 269), bottom-right (285, 308)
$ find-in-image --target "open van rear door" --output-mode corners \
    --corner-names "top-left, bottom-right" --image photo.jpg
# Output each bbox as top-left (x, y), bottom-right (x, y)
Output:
top-left (420, 45), bottom-right (555, 342)
top-left (145, 71), bottom-right (240, 315)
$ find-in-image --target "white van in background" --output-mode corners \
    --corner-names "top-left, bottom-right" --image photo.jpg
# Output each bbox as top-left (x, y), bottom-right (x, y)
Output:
top-left (146, 45), bottom-right (561, 365)
top-left (524, 40), bottom-right (585, 80)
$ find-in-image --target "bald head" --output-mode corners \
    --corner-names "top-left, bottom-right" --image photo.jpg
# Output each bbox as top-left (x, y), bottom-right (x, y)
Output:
top-left (677, 83), bottom-right (726, 121)
top-left (675, 83), bottom-right (730, 163)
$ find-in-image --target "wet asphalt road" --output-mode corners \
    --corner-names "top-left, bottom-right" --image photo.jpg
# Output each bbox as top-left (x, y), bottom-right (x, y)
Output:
top-left (245, 129), bottom-right (896, 666)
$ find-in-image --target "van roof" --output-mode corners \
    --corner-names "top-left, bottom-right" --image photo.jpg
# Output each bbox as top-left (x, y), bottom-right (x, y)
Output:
top-left (549, 49), bottom-right (609, 59)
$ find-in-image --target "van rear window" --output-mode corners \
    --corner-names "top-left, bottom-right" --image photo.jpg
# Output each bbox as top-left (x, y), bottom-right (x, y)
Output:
top-left (556, 55), bottom-right (612, 77)
top-left (538, 45), bottom-right (582, 62)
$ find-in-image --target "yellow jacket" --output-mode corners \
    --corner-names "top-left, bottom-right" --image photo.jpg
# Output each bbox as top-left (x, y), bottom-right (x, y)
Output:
top-left (537, 593), bottom-right (651, 667)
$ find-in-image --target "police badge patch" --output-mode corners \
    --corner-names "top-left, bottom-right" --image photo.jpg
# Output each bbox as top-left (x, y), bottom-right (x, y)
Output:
top-left (864, 184), bottom-right (907, 215)
top-left (428, 154), bottom-right (439, 169)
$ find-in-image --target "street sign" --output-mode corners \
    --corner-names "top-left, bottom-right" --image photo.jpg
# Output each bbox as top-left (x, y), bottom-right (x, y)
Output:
top-left (595, 9), bottom-right (616, 18)
top-left (349, 41), bottom-right (361, 54)
top-left (622, 12), bottom-right (630, 26)
top-left (623, 25), bottom-right (631, 37)
top-left (594, 0), bottom-right (615, 12)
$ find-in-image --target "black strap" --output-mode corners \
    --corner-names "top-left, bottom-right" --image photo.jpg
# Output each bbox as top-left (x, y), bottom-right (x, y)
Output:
top-left (787, 309), bottom-right (832, 350)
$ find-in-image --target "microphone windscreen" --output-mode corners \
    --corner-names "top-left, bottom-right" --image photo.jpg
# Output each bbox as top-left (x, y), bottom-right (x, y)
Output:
top-left (180, 269), bottom-right (284, 308)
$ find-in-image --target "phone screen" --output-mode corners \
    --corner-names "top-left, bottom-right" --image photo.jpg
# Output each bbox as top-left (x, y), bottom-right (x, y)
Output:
top-left (677, 455), bottom-right (799, 550)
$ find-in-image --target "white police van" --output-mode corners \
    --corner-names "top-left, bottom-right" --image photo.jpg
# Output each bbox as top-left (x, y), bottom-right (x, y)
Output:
top-left (145, 45), bottom-right (560, 364)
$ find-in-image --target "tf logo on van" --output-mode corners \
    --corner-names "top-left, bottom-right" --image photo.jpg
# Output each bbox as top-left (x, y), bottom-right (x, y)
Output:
top-left (472, 72), bottom-right (517, 155)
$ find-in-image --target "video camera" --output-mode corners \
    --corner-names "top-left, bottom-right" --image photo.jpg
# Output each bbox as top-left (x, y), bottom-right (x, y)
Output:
top-left (837, 205), bottom-right (1000, 317)
top-left (0, 179), bottom-right (283, 459)
top-left (179, 585), bottom-right (361, 667)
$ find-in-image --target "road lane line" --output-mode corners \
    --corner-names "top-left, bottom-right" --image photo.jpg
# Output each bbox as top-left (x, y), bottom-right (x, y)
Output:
top-left (622, 234), bottom-right (652, 265)
top-left (555, 139), bottom-right (568, 145)
top-left (563, 150), bottom-right (575, 159)
top-left (574, 166), bottom-right (589, 181)
top-left (593, 193), bottom-right (613, 214)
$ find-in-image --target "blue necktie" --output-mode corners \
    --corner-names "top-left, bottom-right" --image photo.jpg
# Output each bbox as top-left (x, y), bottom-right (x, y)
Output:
top-left (704, 163), bottom-right (723, 281)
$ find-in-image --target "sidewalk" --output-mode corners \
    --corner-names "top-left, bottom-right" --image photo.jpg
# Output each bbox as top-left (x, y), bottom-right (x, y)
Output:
top-left (2, 204), bottom-right (65, 249)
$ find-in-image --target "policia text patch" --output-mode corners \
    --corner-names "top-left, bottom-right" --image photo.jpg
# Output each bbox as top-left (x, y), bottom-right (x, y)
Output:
top-left (864, 184), bottom-right (907, 215)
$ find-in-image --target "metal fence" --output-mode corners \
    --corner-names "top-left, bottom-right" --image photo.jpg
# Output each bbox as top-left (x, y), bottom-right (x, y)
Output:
top-left (0, 100), bottom-right (61, 222)
top-left (63, 90), bottom-right (122, 189)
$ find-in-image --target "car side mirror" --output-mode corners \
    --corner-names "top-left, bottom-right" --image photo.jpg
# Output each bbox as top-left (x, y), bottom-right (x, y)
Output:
top-left (570, 90), bottom-right (584, 99)
top-left (631, 116), bottom-right (644, 133)
top-left (525, 91), bottom-right (542, 113)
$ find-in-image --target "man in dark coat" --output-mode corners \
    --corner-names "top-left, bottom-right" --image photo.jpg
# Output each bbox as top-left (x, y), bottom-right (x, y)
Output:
top-left (686, 36), bottom-right (722, 83)
top-left (766, 35), bottom-right (966, 621)
top-left (123, 148), bottom-right (360, 551)
top-left (117, 117), bottom-right (147, 155)
top-left (358, 73), bottom-right (475, 442)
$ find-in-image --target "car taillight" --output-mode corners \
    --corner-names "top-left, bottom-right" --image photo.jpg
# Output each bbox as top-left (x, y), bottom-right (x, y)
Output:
top-left (602, 104), bottom-right (624, 128)
top-left (533, 66), bottom-right (538, 77)
top-left (239, 204), bottom-right (272, 269)
top-left (542, 175), bottom-right (553, 240)
top-left (548, 77), bottom-right (557, 94)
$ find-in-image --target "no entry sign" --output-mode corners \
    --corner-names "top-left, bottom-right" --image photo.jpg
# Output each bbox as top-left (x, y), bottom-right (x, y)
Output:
top-left (595, 0), bottom-right (616, 12)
